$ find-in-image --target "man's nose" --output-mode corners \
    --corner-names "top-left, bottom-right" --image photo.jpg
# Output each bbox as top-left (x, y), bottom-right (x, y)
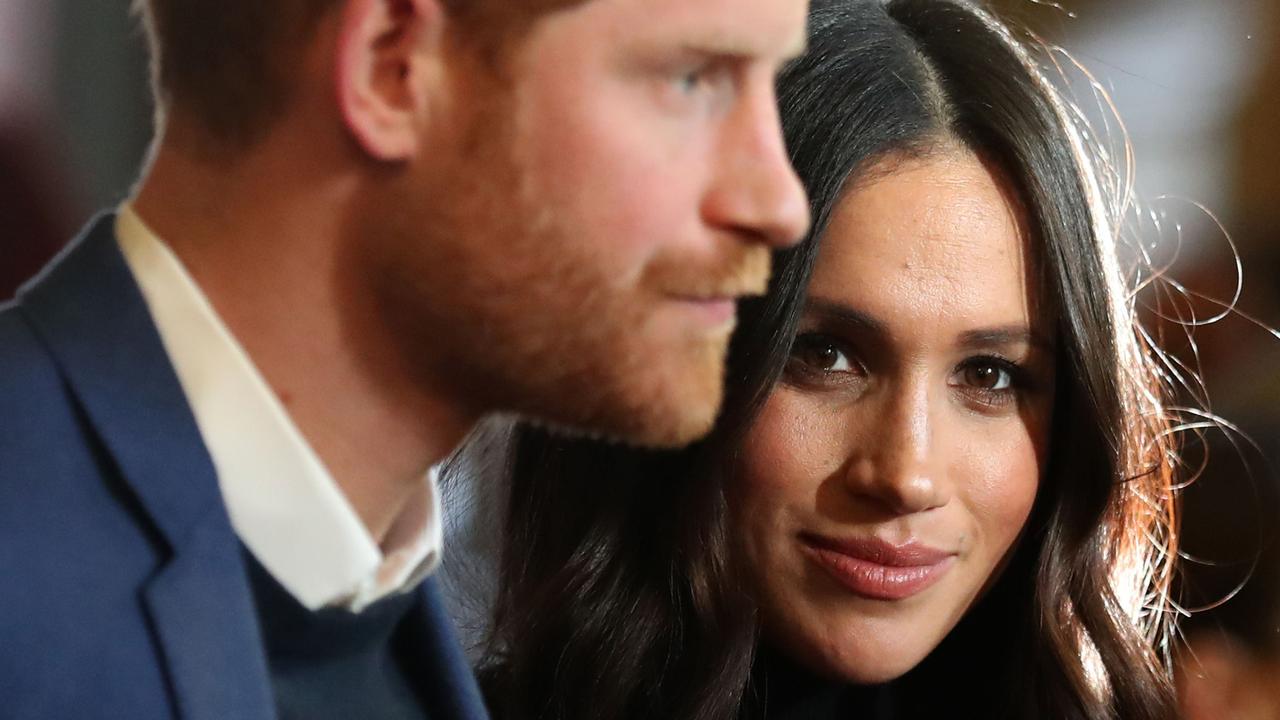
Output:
top-left (702, 88), bottom-right (811, 249)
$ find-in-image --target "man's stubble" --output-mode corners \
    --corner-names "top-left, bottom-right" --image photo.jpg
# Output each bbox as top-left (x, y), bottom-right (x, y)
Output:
top-left (365, 67), bottom-right (767, 448)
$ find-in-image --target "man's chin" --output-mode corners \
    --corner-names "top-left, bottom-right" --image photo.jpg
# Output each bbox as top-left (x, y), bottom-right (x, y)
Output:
top-left (619, 396), bottom-right (722, 450)
top-left (518, 370), bottom-right (726, 450)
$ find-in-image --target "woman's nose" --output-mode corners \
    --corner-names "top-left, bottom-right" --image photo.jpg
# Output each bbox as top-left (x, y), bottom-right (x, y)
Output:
top-left (842, 380), bottom-right (949, 515)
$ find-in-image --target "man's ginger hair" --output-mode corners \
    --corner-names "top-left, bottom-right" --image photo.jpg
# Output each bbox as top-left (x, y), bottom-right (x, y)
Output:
top-left (132, 0), bottom-right (588, 151)
top-left (132, 0), bottom-right (341, 149)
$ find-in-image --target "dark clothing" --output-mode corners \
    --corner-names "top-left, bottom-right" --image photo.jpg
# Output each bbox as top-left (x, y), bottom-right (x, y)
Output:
top-left (0, 215), bottom-right (488, 720)
top-left (747, 650), bottom-right (894, 720)
top-left (244, 552), bottom-right (431, 720)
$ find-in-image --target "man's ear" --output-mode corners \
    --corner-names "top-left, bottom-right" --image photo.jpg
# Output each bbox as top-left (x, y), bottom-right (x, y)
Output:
top-left (335, 0), bottom-right (446, 161)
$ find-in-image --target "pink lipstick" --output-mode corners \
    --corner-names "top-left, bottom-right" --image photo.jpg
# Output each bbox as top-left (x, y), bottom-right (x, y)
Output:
top-left (800, 533), bottom-right (955, 601)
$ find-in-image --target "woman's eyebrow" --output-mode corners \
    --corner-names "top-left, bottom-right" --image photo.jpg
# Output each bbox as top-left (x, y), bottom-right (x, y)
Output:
top-left (957, 326), bottom-right (1054, 352)
top-left (804, 299), bottom-right (1053, 352)
top-left (803, 298), bottom-right (888, 338)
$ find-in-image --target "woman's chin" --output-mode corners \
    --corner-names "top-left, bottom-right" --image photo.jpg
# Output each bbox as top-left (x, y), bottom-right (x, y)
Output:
top-left (803, 635), bottom-right (936, 686)
top-left (830, 658), bottom-right (921, 686)
top-left (765, 606), bottom-right (949, 686)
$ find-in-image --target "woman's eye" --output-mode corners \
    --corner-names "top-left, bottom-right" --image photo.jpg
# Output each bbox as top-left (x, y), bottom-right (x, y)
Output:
top-left (961, 362), bottom-right (1013, 391)
top-left (789, 334), bottom-right (857, 374)
top-left (953, 356), bottom-right (1031, 411)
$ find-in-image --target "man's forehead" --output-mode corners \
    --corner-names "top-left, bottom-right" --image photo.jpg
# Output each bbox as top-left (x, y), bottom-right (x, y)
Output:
top-left (444, 0), bottom-right (593, 47)
top-left (577, 0), bottom-right (809, 60)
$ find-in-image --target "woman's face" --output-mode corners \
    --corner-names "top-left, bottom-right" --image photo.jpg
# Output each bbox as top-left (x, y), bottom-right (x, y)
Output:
top-left (731, 148), bottom-right (1056, 684)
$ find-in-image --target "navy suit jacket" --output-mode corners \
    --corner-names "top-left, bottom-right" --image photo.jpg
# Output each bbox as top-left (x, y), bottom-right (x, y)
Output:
top-left (0, 216), bottom-right (489, 720)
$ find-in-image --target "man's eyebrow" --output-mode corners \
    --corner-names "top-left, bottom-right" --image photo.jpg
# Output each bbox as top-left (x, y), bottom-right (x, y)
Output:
top-left (676, 43), bottom-right (759, 64)
top-left (957, 326), bottom-right (1055, 352)
top-left (677, 31), bottom-right (809, 63)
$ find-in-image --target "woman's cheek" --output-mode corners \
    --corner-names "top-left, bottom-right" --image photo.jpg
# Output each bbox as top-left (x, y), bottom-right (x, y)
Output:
top-left (963, 427), bottom-right (1042, 551)
top-left (738, 388), bottom-right (845, 506)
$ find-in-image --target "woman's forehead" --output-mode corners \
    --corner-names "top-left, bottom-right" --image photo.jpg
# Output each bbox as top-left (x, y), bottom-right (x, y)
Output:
top-left (811, 150), bottom-right (1045, 333)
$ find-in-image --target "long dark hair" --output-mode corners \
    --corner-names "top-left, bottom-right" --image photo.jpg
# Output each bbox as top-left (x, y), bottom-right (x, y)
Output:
top-left (478, 1), bottom-right (1179, 718)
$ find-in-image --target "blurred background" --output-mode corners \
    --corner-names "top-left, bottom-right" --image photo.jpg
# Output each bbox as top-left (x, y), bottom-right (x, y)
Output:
top-left (1, 0), bottom-right (1277, 714)
top-left (988, 2), bottom-right (1280, 716)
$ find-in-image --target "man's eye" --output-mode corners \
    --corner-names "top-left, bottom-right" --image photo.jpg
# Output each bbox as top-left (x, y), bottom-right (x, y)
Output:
top-left (675, 68), bottom-right (708, 94)
top-left (673, 62), bottom-right (725, 96)
top-left (670, 62), bottom-right (740, 103)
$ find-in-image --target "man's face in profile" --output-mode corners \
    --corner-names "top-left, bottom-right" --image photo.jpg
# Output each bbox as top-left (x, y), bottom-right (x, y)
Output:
top-left (369, 0), bottom-right (811, 447)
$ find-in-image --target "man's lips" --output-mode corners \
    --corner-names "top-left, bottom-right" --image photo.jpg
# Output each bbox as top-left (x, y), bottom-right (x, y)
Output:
top-left (668, 295), bottom-right (739, 327)
top-left (799, 533), bottom-right (956, 601)
top-left (663, 266), bottom-right (769, 328)
top-left (686, 294), bottom-right (737, 322)
top-left (668, 280), bottom-right (768, 304)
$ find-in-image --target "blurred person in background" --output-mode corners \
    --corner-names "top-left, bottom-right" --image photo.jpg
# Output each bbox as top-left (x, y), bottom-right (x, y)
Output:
top-left (0, 0), bottom-right (811, 718)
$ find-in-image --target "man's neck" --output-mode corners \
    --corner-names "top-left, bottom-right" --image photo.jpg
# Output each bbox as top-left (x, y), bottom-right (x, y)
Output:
top-left (131, 133), bottom-right (477, 542)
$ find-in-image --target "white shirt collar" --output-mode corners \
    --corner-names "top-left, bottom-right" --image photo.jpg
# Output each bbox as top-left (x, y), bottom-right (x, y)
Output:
top-left (115, 205), bottom-right (442, 613)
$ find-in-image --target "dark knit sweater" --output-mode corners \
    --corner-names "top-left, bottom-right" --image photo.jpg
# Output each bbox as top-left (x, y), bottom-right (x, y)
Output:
top-left (244, 551), bottom-right (431, 720)
top-left (747, 649), bottom-right (894, 720)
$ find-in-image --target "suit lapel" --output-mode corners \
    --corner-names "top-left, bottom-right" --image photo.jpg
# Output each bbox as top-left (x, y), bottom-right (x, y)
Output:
top-left (19, 215), bottom-right (275, 720)
top-left (402, 579), bottom-right (490, 720)
top-left (141, 518), bottom-right (276, 720)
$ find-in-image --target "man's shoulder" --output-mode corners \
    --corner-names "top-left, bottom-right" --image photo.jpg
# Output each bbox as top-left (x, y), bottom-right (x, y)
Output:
top-left (0, 291), bottom-right (140, 539)
top-left (0, 297), bottom-right (180, 718)
top-left (0, 297), bottom-right (109, 497)
top-left (0, 214), bottom-right (217, 534)
top-left (0, 213), bottom-right (143, 445)
top-left (0, 294), bottom-right (168, 618)
top-left (0, 300), bottom-right (74, 429)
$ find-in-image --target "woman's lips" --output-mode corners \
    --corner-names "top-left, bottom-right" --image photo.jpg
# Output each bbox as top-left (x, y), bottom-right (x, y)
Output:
top-left (799, 533), bottom-right (956, 601)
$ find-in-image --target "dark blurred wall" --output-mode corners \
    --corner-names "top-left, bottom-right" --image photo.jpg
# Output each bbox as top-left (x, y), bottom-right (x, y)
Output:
top-left (0, 0), bottom-right (151, 300)
top-left (0, 118), bottom-right (70, 295)
top-left (50, 0), bottom-right (152, 215)
top-left (1236, 5), bottom-right (1280, 239)
top-left (1180, 2), bottom-right (1280, 659)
